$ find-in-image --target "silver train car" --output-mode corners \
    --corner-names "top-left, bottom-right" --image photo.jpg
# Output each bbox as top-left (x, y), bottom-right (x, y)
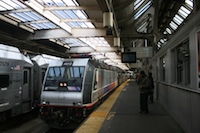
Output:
top-left (0, 44), bottom-right (34, 123)
top-left (39, 57), bottom-right (127, 128)
top-left (0, 44), bottom-right (57, 123)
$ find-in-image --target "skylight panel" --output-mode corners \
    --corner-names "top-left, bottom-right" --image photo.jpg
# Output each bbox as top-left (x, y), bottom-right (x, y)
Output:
top-left (163, 31), bottom-right (168, 34)
top-left (39, 23), bottom-right (49, 29)
top-left (160, 39), bottom-right (165, 43)
top-left (63, 0), bottom-right (78, 6)
top-left (61, 38), bottom-right (87, 47)
top-left (185, 0), bottom-right (193, 9)
top-left (67, 22), bottom-right (80, 28)
top-left (34, 23), bottom-right (45, 29)
top-left (22, 0), bottom-right (72, 33)
top-left (134, 0), bottom-right (145, 10)
top-left (157, 42), bottom-right (161, 48)
top-left (157, 38), bottom-right (167, 49)
top-left (165, 28), bottom-right (172, 34)
top-left (173, 18), bottom-right (181, 25)
top-left (93, 37), bottom-right (109, 47)
top-left (134, 1), bottom-right (151, 20)
top-left (178, 6), bottom-right (190, 18)
top-left (173, 14), bottom-right (184, 25)
top-left (85, 22), bottom-right (95, 28)
top-left (23, 12), bottom-right (37, 21)
top-left (74, 10), bottom-right (87, 19)
top-left (47, 22), bottom-right (57, 28)
top-left (12, 0), bottom-right (27, 8)
top-left (37, 0), bottom-right (45, 6)
top-left (42, 0), bottom-right (56, 6)
top-left (181, 6), bottom-right (191, 15)
top-left (80, 37), bottom-right (110, 49)
top-left (24, 12), bottom-right (37, 20)
top-left (9, 13), bottom-right (27, 22)
top-left (30, 23), bottom-right (43, 29)
top-left (52, 0), bottom-right (65, 6)
top-left (31, 22), bottom-right (57, 30)
top-left (169, 21), bottom-right (178, 30)
top-left (0, 7), bottom-right (6, 11)
top-left (77, 22), bottom-right (87, 28)
top-left (42, 22), bottom-right (54, 29)
top-left (165, 1), bottom-right (193, 36)
top-left (53, 10), bottom-right (70, 19)
top-left (137, 22), bottom-right (148, 32)
top-left (0, 1), bottom-right (14, 10)
top-left (2, 0), bottom-right (21, 9)
top-left (66, 10), bottom-right (78, 18)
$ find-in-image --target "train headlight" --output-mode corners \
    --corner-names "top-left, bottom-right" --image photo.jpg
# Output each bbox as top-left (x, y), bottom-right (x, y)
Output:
top-left (42, 100), bottom-right (49, 105)
top-left (73, 101), bottom-right (82, 106)
top-left (77, 102), bottom-right (82, 106)
top-left (59, 82), bottom-right (67, 87)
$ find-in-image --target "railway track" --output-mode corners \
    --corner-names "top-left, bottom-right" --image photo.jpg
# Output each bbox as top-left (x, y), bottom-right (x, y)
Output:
top-left (0, 111), bottom-right (75, 133)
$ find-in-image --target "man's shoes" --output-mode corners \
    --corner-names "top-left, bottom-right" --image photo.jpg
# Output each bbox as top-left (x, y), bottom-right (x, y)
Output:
top-left (142, 111), bottom-right (149, 114)
top-left (139, 110), bottom-right (143, 113)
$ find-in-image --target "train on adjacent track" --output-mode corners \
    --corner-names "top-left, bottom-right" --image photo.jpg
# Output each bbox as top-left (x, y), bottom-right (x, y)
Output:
top-left (0, 44), bottom-right (59, 123)
top-left (38, 57), bottom-right (128, 129)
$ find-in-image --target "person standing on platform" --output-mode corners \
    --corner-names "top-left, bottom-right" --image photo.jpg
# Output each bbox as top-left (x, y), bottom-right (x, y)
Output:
top-left (137, 71), bottom-right (151, 114)
top-left (148, 72), bottom-right (154, 103)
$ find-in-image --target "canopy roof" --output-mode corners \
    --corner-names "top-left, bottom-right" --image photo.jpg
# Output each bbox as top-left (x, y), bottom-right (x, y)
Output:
top-left (0, 0), bottom-right (196, 70)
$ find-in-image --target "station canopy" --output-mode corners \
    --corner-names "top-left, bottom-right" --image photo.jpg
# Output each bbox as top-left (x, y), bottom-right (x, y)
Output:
top-left (0, 0), bottom-right (195, 70)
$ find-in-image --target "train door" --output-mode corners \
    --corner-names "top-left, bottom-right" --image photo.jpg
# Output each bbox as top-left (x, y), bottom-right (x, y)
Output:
top-left (41, 68), bottom-right (46, 86)
top-left (38, 68), bottom-right (46, 101)
top-left (91, 69), bottom-right (102, 102)
top-left (21, 68), bottom-right (32, 113)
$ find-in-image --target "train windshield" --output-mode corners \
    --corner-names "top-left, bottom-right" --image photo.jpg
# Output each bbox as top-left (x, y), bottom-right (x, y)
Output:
top-left (44, 66), bottom-right (85, 92)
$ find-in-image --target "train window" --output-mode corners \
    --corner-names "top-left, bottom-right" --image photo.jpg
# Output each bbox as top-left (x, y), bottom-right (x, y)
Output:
top-left (80, 67), bottom-right (84, 77)
top-left (70, 66), bottom-right (85, 78)
top-left (47, 68), bottom-right (54, 78)
top-left (44, 66), bottom-right (84, 92)
top-left (47, 67), bottom-right (65, 79)
top-left (54, 67), bottom-right (65, 77)
top-left (23, 71), bottom-right (28, 85)
top-left (0, 75), bottom-right (9, 88)
top-left (70, 67), bottom-right (78, 77)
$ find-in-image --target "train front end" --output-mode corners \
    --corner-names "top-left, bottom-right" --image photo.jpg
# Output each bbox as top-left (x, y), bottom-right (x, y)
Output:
top-left (39, 59), bottom-right (88, 128)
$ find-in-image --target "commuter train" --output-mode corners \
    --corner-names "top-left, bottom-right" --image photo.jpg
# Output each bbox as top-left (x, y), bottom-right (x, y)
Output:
top-left (0, 43), bottom-right (58, 123)
top-left (39, 57), bottom-right (128, 128)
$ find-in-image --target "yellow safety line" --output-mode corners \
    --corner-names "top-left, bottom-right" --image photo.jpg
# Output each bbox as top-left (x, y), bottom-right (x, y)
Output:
top-left (74, 79), bottom-right (130, 133)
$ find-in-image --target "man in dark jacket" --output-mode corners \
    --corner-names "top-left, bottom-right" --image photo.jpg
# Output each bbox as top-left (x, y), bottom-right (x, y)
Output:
top-left (137, 71), bottom-right (151, 114)
top-left (148, 72), bottom-right (154, 103)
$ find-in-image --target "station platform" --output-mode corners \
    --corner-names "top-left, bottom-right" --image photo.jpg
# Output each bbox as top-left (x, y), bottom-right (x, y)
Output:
top-left (74, 80), bottom-right (184, 133)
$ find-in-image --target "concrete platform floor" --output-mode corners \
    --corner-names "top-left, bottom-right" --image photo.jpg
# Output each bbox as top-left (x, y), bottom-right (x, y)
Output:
top-left (74, 80), bottom-right (184, 133)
